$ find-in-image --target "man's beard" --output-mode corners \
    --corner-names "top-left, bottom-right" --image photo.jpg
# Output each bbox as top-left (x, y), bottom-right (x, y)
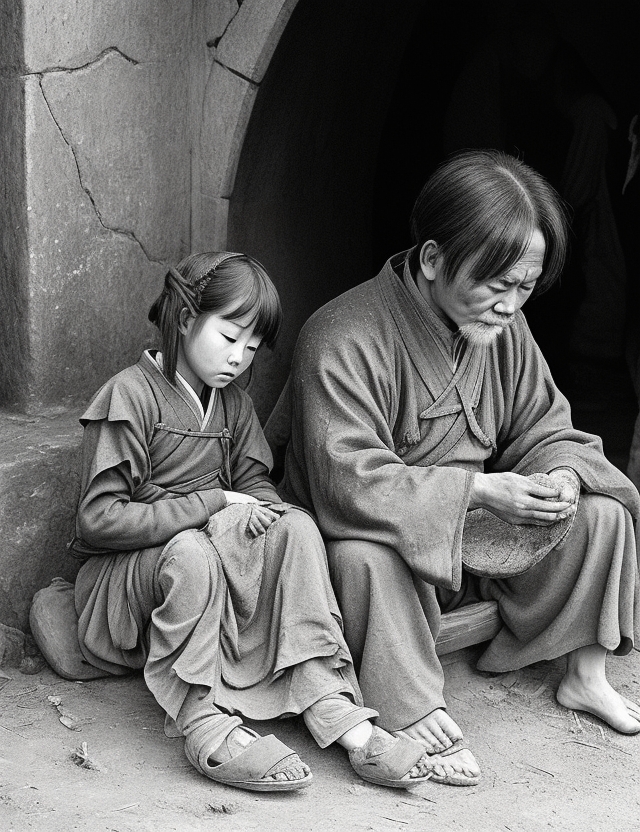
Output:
top-left (459, 316), bottom-right (514, 346)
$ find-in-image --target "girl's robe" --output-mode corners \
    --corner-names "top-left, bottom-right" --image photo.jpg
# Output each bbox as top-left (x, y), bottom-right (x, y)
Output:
top-left (72, 351), bottom-right (358, 721)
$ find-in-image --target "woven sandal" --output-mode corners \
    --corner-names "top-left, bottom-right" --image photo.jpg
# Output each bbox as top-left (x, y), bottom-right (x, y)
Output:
top-left (348, 727), bottom-right (433, 789)
top-left (424, 738), bottom-right (480, 786)
top-left (184, 723), bottom-right (313, 792)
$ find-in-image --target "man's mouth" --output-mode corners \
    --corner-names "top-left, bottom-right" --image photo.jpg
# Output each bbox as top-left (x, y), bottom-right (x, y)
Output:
top-left (478, 314), bottom-right (514, 328)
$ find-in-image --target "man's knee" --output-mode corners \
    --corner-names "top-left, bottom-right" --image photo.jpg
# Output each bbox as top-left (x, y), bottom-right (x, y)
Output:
top-left (327, 539), bottom-right (408, 588)
top-left (575, 493), bottom-right (628, 530)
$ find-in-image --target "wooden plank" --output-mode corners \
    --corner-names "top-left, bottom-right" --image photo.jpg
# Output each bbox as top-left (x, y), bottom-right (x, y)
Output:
top-left (435, 600), bottom-right (501, 656)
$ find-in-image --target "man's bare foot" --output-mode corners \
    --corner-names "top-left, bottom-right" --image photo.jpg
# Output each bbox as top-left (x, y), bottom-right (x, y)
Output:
top-left (209, 726), bottom-right (311, 781)
top-left (556, 675), bottom-right (640, 734)
top-left (397, 708), bottom-right (463, 753)
top-left (423, 741), bottom-right (481, 786)
top-left (396, 709), bottom-right (481, 785)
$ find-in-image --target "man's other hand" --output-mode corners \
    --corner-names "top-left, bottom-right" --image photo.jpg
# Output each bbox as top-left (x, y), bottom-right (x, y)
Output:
top-left (469, 472), bottom-right (576, 526)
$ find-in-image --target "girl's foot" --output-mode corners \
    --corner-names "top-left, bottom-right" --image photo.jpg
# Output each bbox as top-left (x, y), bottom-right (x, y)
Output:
top-left (209, 726), bottom-right (311, 782)
top-left (557, 675), bottom-right (640, 734)
top-left (184, 721), bottom-right (313, 791)
top-left (347, 726), bottom-right (435, 788)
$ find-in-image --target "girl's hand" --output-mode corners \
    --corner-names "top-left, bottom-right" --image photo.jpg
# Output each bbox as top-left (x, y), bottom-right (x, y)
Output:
top-left (245, 504), bottom-right (281, 537)
top-left (221, 492), bottom-right (282, 537)
top-left (469, 472), bottom-right (575, 526)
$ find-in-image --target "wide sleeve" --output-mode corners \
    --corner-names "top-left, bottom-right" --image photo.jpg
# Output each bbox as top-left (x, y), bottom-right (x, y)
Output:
top-left (491, 315), bottom-right (640, 516)
top-left (228, 388), bottom-right (281, 503)
top-left (284, 312), bottom-right (473, 591)
top-left (75, 374), bottom-right (226, 553)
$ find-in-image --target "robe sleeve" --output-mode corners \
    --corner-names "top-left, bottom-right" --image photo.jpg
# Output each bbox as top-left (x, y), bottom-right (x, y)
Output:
top-left (491, 315), bottom-right (640, 516)
top-left (285, 312), bottom-right (472, 591)
top-left (75, 372), bottom-right (227, 553)
top-left (228, 387), bottom-right (281, 503)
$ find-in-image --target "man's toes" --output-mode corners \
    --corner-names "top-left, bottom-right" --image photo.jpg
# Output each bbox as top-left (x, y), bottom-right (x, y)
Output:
top-left (622, 696), bottom-right (640, 718)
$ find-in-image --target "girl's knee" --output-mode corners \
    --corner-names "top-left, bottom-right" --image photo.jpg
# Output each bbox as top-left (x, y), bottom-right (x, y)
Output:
top-left (159, 530), bottom-right (216, 590)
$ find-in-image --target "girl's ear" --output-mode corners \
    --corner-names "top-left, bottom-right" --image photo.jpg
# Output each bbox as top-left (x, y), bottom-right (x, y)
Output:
top-left (178, 307), bottom-right (192, 335)
top-left (418, 240), bottom-right (440, 282)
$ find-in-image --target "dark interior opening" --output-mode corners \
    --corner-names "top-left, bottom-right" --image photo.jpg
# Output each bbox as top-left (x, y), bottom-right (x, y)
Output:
top-left (230, 0), bottom-right (638, 471)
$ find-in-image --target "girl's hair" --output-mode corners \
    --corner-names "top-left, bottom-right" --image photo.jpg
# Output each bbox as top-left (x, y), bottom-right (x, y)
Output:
top-left (148, 252), bottom-right (282, 384)
top-left (409, 149), bottom-right (569, 295)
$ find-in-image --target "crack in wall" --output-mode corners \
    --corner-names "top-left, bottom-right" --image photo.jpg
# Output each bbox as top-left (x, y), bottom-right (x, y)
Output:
top-left (214, 58), bottom-right (258, 88)
top-left (24, 47), bottom-right (139, 78)
top-left (206, 7), bottom-right (239, 49)
top-left (37, 77), bottom-right (163, 266)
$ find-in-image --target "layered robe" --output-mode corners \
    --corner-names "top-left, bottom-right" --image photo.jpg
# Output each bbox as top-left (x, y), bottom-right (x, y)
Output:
top-left (272, 253), bottom-right (640, 731)
top-left (72, 351), bottom-right (368, 733)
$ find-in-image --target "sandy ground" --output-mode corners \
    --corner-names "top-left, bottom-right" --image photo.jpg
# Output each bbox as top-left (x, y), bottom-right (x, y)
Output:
top-left (2, 646), bottom-right (640, 832)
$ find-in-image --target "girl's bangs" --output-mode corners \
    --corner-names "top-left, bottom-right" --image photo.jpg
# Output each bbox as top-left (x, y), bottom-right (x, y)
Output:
top-left (220, 269), bottom-right (282, 346)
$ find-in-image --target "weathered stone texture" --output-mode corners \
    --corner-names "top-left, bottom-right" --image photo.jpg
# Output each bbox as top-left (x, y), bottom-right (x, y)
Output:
top-left (24, 75), bottom-right (163, 406)
top-left (201, 61), bottom-right (257, 199)
top-left (23, 0), bottom-right (190, 70)
top-left (216, 0), bottom-right (298, 82)
top-left (0, 410), bottom-right (82, 632)
top-left (40, 51), bottom-right (190, 262)
top-left (0, 75), bottom-right (29, 408)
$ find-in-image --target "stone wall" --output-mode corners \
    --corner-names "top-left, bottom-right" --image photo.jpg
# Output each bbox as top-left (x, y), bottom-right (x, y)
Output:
top-left (0, 0), bottom-right (302, 633)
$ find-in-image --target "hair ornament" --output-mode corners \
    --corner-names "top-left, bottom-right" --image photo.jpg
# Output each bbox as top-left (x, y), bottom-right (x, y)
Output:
top-left (193, 252), bottom-right (243, 304)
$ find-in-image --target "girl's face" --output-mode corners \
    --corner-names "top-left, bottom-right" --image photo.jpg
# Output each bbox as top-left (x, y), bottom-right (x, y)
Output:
top-left (177, 309), bottom-right (262, 394)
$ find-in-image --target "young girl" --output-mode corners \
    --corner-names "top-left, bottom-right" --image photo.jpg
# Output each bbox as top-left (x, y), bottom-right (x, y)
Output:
top-left (70, 252), bottom-right (433, 792)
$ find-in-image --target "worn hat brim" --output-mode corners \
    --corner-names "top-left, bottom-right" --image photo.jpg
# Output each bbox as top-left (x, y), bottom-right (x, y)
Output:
top-left (461, 476), bottom-right (579, 579)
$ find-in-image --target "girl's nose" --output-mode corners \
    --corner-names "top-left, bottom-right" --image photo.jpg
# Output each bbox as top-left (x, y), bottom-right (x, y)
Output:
top-left (228, 346), bottom-right (243, 367)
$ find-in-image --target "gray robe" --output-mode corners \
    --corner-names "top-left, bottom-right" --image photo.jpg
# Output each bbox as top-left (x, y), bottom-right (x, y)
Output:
top-left (270, 254), bottom-right (640, 729)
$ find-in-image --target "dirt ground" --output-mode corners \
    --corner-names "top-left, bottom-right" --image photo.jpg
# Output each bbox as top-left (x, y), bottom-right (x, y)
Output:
top-left (2, 646), bottom-right (640, 832)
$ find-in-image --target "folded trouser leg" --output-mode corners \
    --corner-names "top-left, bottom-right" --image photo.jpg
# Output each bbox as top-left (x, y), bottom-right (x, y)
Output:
top-left (303, 693), bottom-right (378, 748)
top-left (326, 539), bottom-right (446, 732)
top-left (174, 683), bottom-right (242, 751)
top-left (477, 493), bottom-right (639, 672)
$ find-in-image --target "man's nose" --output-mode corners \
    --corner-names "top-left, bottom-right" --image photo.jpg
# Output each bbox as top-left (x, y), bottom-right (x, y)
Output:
top-left (494, 289), bottom-right (519, 315)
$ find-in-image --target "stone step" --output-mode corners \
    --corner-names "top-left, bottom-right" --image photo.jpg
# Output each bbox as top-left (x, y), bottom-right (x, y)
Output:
top-left (0, 408), bottom-right (83, 631)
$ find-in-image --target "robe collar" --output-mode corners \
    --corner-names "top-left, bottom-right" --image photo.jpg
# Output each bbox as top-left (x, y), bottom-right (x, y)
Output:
top-left (140, 351), bottom-right (218, 431)
top-left (378, 254), bottom-right (494, 450)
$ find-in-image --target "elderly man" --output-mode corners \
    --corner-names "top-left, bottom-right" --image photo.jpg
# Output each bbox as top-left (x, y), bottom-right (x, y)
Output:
top-left (269, 150), bottom-right (640, 786)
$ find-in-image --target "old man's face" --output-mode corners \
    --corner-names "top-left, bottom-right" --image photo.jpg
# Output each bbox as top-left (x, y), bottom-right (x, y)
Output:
top-left (421, 229), bottom-right (546, 345)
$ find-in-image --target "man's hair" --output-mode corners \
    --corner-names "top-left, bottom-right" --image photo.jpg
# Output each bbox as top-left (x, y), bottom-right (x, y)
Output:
top-left (409, 149), bottom-right (569, 294)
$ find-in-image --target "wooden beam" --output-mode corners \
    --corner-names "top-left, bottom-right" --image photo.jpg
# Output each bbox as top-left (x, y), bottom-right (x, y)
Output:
top-left (435, 600), bottom-right (501, 656)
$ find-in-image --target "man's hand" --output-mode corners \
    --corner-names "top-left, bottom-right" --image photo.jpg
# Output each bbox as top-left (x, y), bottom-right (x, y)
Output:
top-left (469, 472), bottom-right (576, 526)
top-left (547, 468), bottom-right (580, 507)
top-left (222, 491), bottom-right (281, 537)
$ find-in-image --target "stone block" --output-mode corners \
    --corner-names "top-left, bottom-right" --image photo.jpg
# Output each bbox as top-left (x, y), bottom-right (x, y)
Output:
top-left (39, 50), bottom-right (190, 262)
top-left (216, 0), bottom-right (298, 83)
top-left (0, 409), bottom-right (83, 631)
top-left (201, 61), bottom-right (257, 198)
top-left (0, 622), bottom-right (25, 667)
top-left (191, 194), bottom-right (229, 253)
top-left (23, 0), bottom-right (190, 70)
top-left (23, 74), bottom-right (165, 406)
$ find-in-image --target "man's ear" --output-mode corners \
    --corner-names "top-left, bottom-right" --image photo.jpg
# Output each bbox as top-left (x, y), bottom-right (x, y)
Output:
top-left (418, 240), bottom-right (439, 282)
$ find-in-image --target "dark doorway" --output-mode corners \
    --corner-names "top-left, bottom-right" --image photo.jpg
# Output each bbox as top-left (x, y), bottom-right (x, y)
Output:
top-left (230, 0), bottom-right (638, 470)
top-left (372, 0), bottom-right (639, 470)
